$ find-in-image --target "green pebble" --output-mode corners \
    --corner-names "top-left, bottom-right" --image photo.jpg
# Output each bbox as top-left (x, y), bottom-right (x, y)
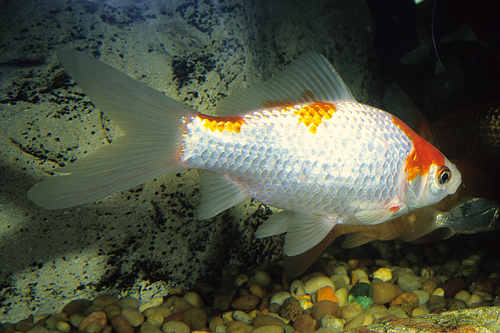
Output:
top-left (347, 282), bottom-right (375, 310)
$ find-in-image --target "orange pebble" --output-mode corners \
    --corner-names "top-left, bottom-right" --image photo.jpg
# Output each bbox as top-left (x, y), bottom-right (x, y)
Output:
top-left (317, 286), bottom-right (339, 303)
top-left (258, 308), bottom-right (270, 316)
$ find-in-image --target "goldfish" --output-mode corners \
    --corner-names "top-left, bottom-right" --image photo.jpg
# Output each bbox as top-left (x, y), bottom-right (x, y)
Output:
top-left (27, 50), bottom-right (461, 263)
top-left (283, 88), bottom-right (500, 276)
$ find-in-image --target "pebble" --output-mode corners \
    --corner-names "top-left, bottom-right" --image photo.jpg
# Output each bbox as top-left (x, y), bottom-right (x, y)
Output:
top-left (143, 305), bottom-right (172, 318)
top-left (55, 321), bottom-right (71, 332)
top-left (62, 299), bottom-right (92, 316)
top-left (304, 275), bottom-right (335, 294)
top-left (139, 297), bottom-right (164, 313)
top-left (330, 275), bottom-right (349, 290)
top-left (252, 315), bottom-right (285, 327)
top-left (316, 286), bottom-right (338, 303)
top-left (69, 314), bottom-right (86, 329)
top-left (93, 295), bottom-right (118, 308)
top-left (26, 325), bottom-right (48, 333)
top-left (209, 316), bottom-right (225, 331)
top-left (320, 314), bottom-right (344, 332)
top-left (270, 291), bottom-right (291, 306)
top-left (235, 274), bottom-right (249, 288)
top-left (183, 292), bottom-right (204, 308)
top-left (251, 325), bottom-right (283, 333)
top-left (344, 313), bottom-right (365, 330)
top-left (110, 315), bottom-right (134, 333)
top-left (104, 303), bottom-right (122, 319)
top-left (387, 305), bottom-right (409, 318)
top-left (116, 296), bottom-right (140, 309)
top-left (182, 307), bottom-right (207, 330)
top-left (146, 313), bottom-right (164, 328)
top-left (140, 321), bottom-right (162, 333)
top-left (455, 290), bottom-right (471, 302)
top-left (254, 271), bottom-right (271, 287)
top-left (84, 321), bottom-right (102, 333)
top-left (121, 308), bottom-right (145, 327)
top-left (279, 297), bottom-right (303, 321)
top-left (389, 292), bottom-right (419, 309)
top-left (232, 310), bottom-right (253, 325)
top-left (427, 295), bottom-right (446, 311)
top-left (397, 273), bottom-right (422, 292)
top-left (412, 290), bottom-right (430, 306)
top-left (465, 293), bottom-right (484, 307)
top-left (232, 294), bottom-right (261, 311)
top-left (162, 321), bottom-right (190, 333)
top-left (250, 283), bottom-right (266, 298)
top-left (290, 280), bottom-right (306, 296)
top-left (372, 267), bottom-right (392, 282)
top-left (292, 314), bottom-right (315, 333)
top-left (372, 282), bottom-right (399, 305)
top-left (79, 311), bottom-right (107, 331)
top-left (341, 302), bottom-right (364, 323)
top-left (334, 288), bottom-right (348, 307)
top-left (311, 300), bottom-right (341, 321)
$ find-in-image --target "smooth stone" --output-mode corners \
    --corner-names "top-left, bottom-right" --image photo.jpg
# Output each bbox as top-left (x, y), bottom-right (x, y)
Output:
top-left (104, 304), bottom-right (122, 320)
top-left (341, 302), bottom-right (363, 324)
top-left (426, 295), bottom-right (446, 311)
top-left (412, 307), bottom-right (428, 317)
top-left (254, 271), bottom-right (272, 287)
top-left (227, 323), bottom-right (253, 333)
top-left (329, 261), bottom-right (351, 276)
top-left (320, 315), bottom-right (344, 332)
top-left (412, 290), bottom-right (430, 306)
top-left (387, 306), bottom-right (408, 318)
top-left (365, 305), bottom-right (387, 315)
top-left (290, 280), bottom-right (306, 296)
top-left (330, 275), bottom-right (349, 291)
top-left (93, 295), bottom-right (118, 308)
top-left (304, 276), bottom-right (335, 295)
top-left (84, 305), bottom-right (105, 316)
top-left (62, 299), bottom-right (92, 316)
top-left (183, 292), bottom-right (204, 308)
top-left (182, 307), bottom-right (207, 330)
top-left (139, 297), bottom-right (164, 313)
top-left (84, 321), bottom-right (102, 333)
top-left (372, 268), bottom-right (392, 282)
top-left (165, 312), bottom-right (183, 322)
top-left (55, 321), bottom-right (71, 333)
top-left (432, 288), bottom-right (445, 297)
top-left (214, 293), bottom-right (235, 311)
top-left (448, 299), bottom-right (467, 311)
top-left (209, 316), bottom-right (225, 332)
top-left (69, 314), bottom-right (86, 329)
top-left (344, 313), bottom-right (365, 330)
top-left (311, 300), bottom-right (341, 321)
top-left (292, 314), bottom-right (315, 333)
top-left (389, 292), bottom-right (419, 309)
top-left (171, 297), bottom-right (194, 313)
top-left (110, 315), bottom-right (134, 333)
top-left (348, 282), bottom-right (375, 310)
top-left (162, 321), bottom-right (190, 333)
top-left (116, 296), bottom-right (140, 309)
top-left (269, 292), bottom-right (291, 306)
top-left (102, 325), bottom-right (113, 333)
top-left (235, 274), bottom-right (249, 288)
top-left (335, 288), bottom-right (348, 307)
top-left (372, 282), bottom-right (399, 305)
top-left (298, 297), bottom-right (314, 311)
top-left (121, 308), bottom-right (145, 327)
top-left (232, 294), bottom-right (261, 311)
top-left (143, 306), bottom-right (172, 318)
top-left (440, 277), bottom-right (467, 298)
top-left (227, 321), bottom-right (248, 331)
top-left (233, 310), bottom-right (253, 325)
top-left (250, 283), bottom-right (267, 298)
top-left (281, 324), bottom-right (295, 333)
top-left (465, 294), bottom-right (484, 307)
top-left (215, 325), bottom-right (228, 333)
top-left (251, 325), bottom-right (284, 333)
top-left (279, 297), bottom-right (303, 322)
top-left (397, 273), bottom-right (422, 292)
top-left (252, 315), bottom-right (285, 327)
top-left (25, 325), bottom-right (48, 333)
top-left (140, 321), bottom-right (162, 333)
top-left (146, 314), bottom-right (164, 328)
top-left (78, 311), bottom-right (107, 331)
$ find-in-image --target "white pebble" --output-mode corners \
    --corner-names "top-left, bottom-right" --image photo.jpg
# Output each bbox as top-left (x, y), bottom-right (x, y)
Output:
top-left (372, 268), bottom-right (392, 282)
top-left (466, 294), bottom-right (484, 307)
top-left (335, 288), bottom-right (348, 307)
top-left (270, 291), bottom-right (291, 305)
top-left (232, 310), bottom-right (252, 324)
top-left (290, 280), bottom-right (306, 296)
top-left (431, 288), bottom-right (444, 297)
top-left (304, 275), bottom-right (335, 294)
top-left (139, 297), bottom-right (163, 313)
top-left (412, 290), bottom-right (430, 306)
top-left (454, 290), bottom-right (471, 302)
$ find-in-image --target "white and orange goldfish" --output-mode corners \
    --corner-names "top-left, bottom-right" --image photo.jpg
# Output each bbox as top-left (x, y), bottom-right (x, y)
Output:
top-left (28, 50), bottom-right (461, 260)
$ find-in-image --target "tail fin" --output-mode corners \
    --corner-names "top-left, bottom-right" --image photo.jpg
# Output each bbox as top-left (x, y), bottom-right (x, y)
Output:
top-left (28, 50), bottom-right (194, 209)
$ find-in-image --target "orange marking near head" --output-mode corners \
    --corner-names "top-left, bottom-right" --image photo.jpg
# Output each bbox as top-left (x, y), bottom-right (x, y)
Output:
top-left (292, 102), bottom-right (337, 134)
top-left (197, 113), bottom-right (245, 133)
top-left (392, 116), bottom-right (445, 181)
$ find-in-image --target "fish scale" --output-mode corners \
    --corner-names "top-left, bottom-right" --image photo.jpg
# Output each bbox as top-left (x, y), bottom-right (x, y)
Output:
top-left (181, 101), bottom-right (413, 221)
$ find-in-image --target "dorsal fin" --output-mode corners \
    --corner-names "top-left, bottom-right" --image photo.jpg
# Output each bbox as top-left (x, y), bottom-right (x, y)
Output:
top-left (214, 52), bottom-right (356, 116)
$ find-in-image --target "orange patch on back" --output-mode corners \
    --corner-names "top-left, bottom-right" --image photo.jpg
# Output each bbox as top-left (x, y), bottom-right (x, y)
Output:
top-left (392, 116), bottom-right (445, 181)
top-left (197, 113), bottom-right (245, 133)
top-left (292, 102), bottom-right (337, 134)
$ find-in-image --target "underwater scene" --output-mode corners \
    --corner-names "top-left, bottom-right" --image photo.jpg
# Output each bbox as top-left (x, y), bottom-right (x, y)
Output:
top-left (1, 0), bottom-right (500, 332)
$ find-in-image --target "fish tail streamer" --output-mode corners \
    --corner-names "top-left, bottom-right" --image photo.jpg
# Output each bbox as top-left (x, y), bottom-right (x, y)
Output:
top-left (28, 50), bottom-right (194, 209)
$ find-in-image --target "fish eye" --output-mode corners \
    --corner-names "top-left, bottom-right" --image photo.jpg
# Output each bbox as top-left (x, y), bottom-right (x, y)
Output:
top-left (437, 167), bottom-right (451, 185)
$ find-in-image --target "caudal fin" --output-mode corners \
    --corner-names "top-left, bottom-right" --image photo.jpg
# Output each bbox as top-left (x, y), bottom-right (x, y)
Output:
top-left (28, 50), bottom-right (194, 209)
